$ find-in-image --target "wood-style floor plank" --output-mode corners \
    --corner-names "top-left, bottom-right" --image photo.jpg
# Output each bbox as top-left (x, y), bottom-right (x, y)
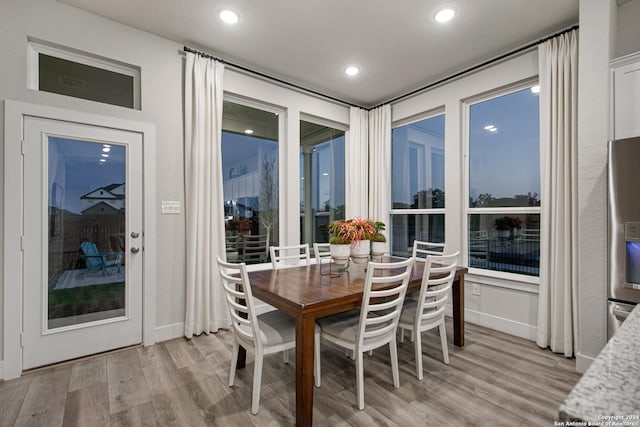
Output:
top-left (0, 319), bottom-right (582, 426)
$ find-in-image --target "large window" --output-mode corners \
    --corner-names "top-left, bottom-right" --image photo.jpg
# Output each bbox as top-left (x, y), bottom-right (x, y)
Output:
top-left (300, 120), bottom-right (345, 246)
top-left (221, 100), bottom-right (279, 264)
top-left (390, 113), bottom-right (445, 257)
top-left (467, 85), bottom-right (540, 276)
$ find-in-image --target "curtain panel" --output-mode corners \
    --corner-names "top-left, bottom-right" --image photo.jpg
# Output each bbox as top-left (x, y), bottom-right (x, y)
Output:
top-left (536, 30), bottom-right (579, 357)
top-left (183, 52), bottom-right (230, 338)
top-left (368, 104), bottom-right (392, 251)
top-left (346, 106), bottom-right (369, 219)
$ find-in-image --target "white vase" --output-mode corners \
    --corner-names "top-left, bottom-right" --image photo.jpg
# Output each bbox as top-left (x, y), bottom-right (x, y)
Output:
top-left (371, 241), bottom-right (386, 256)
top-left (350, 240), bottom-right (370, 264)
top-left (330, 243), bottom-right (351, 265)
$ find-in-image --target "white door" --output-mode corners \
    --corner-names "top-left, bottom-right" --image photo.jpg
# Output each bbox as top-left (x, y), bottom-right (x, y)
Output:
top-left (22, 116), bottom-right (143, 369)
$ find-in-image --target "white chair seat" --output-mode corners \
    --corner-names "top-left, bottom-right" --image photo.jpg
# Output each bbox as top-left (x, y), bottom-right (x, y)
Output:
top-left (317, 310), bottom-right (362, 344)
top-left (240, 310), bottom-right (320, 347)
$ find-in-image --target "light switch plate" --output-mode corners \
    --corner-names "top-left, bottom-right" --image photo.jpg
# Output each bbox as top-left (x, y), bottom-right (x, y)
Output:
top-left (161, 200), bottom-right (181, 214)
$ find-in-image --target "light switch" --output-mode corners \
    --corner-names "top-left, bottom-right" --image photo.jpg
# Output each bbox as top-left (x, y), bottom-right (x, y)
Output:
top-left (161, 201), bottom-right (181, 214)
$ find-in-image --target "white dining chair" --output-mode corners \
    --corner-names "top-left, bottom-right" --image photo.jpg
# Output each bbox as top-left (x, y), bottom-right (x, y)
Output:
top-left (313, 242), bottom-right (331, 264)
top-left (412, 240), bottom-right (446, 261)
top-left (397, 251), bottom-right (459, 380)
top-left (270, 243), bottom-right (311, 270)
top-left (317, 257), bottom-right (414, 410)
top-left (216, 256), bottom-right (321, 414)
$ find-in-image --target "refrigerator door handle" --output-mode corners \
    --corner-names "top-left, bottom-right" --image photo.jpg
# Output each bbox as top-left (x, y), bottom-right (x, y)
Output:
top-left (612, 306), bottom-right (631, 320)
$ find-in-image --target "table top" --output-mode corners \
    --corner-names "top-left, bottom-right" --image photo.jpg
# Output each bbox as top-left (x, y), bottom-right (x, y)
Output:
top-left (247, 258), bottom-right (466, 319)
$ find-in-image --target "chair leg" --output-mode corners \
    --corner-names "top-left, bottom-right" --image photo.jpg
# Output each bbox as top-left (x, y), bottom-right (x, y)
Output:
top-left (414, 329), bottom-right (423, 380)
top-left (229, 339), bottom-right (239, 386)
top-left (399, 327), bottom-right (405, 343)
top-left (410, 328), bottom-right (415, 343)
top-left (390, 336), bottom-right (400, 388)
top-left (356, 350), bottom-right (365, 410)
top-left (251, 351), bottom-right (264, 415)
top-left (439, 323), bottom-right (449, 365)
top-left (314, 332), bottom-right (321, 388)
top-left (283, 349), bottom-right (289, 364)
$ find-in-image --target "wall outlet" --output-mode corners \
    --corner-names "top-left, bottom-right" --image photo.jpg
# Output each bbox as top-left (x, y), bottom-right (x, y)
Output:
top-left (472, 283), bottom-right (481, 296)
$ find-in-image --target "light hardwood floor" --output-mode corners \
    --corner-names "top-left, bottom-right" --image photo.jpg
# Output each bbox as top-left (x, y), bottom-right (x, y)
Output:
top-left (0, 319), bottom-right (581, 426)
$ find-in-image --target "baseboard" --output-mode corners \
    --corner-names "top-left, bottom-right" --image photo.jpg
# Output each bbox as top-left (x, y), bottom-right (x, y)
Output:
top-left (447, 305), bottom-right (537, 341)
top-left (575, 351), bottom-right (596, 373)
top-left (154, 322), bottom-right (185, 343)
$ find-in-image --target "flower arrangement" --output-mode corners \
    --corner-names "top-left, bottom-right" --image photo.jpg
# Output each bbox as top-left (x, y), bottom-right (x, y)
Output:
top-left (328, 218), bottom-right (381, 245)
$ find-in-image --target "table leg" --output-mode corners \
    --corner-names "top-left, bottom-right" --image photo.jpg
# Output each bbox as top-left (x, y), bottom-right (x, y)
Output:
top-left (236, 346), bottom-right (246, 369)
top-left (453, 274), bottom-right (465, 347)
top-left (295, 315), bottom-right (315, 427)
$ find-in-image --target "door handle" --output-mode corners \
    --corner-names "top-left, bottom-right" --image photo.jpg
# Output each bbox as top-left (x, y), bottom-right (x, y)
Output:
top-left (131, 231), bottom-right (140, 238)
top-left (131, 246), bottom-right (140, 254)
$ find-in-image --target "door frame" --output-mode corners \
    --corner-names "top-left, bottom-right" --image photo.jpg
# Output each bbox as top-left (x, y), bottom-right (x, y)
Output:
top-left (3, 100), bottom-right (157, 379)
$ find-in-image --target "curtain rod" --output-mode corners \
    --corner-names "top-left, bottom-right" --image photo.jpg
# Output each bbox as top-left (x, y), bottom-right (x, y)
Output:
top-left (182, 46), bottom-right (362, 109)
top-left (369, 24), bottom-right (579, 109)
top-left (184, 23), bottom-right (578, 112)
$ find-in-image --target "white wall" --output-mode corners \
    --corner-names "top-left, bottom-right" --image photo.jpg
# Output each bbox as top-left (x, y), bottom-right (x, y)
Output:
top-left (616, 0), bottom-right (640, 58)
top-left (392, 51), bottom-right (541, 340)
top-left (0, 0), bottom-right (349, 374)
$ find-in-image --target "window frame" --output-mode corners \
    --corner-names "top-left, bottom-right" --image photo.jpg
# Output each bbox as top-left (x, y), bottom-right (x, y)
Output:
top-left (299, 113), bottom-right (348, 245)
top-left (27, 38), bottom-right (141, 110)
top-left (222, 93), bottom-right (286, 271)
top-left (389, 109), bottom-right (446, 253)
top-left (463, 79), bottom-right (541, 283)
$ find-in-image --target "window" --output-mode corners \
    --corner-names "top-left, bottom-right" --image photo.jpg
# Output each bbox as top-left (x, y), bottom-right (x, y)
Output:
top-left (222, 100), bottom-right (280, 264)
top-left (467, 85), bottom-right (540, 276)
top-left (390, 113), bottom-right (445, 257)
top-left (299, 119), bottom-right (345, 247)
top-left (28, 40), bottom-right (141, 109)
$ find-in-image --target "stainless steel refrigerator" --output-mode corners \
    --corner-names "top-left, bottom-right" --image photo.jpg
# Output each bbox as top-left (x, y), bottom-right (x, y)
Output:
top-left (608, 137), bottom-right (640, 339)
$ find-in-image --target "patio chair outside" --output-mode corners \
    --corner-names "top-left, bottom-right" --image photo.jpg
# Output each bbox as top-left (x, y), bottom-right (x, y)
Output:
top-left (80, 241), bottom-right (122, 276)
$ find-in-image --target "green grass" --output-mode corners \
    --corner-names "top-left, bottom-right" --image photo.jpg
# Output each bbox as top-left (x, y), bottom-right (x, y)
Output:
top-left (48, 282), bottom-right (125, 320)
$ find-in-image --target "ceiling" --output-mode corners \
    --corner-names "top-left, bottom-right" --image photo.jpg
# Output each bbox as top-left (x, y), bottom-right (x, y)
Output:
top-left (59, 0), bottom-right (578, 108)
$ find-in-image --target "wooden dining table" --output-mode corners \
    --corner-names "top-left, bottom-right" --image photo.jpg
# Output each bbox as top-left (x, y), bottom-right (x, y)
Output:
top-left (239, 257), bottom-right (468, 427)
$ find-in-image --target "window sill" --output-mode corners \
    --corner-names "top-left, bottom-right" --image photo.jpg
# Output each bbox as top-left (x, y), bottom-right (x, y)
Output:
top-left (466, 267), bottom-right (540, 294)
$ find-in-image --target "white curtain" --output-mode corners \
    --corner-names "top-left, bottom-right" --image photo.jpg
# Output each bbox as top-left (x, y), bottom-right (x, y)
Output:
top-left (183, 52), bottom-right (230, 338)
top-left (536, 30), bottom-right (579, 357)
top-left (346, 106), bottom-right (369, 218)
top-left (368, 104), bottom-right (392, 248)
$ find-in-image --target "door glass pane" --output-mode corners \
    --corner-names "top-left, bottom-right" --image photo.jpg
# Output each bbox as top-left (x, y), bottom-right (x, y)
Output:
top-left (222, 101), bottom-right (279, 264)
top-left (48, 137), bottom-right (126, 329)
top-left (300, 120), bottom-right (345, 247)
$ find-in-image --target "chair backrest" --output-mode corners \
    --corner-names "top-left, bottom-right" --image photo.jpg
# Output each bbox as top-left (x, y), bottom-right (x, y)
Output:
top-left (216, 256), bottom-right (261, 350)
top-left (520, 228), bottom-right (540, 242)
top-left (242, 234), bottom-right (269, 263)
top-left (357, 257), bottom-right (414, 352)
top-left (412, 240), bottom-right (446, 261)
top-left (414, 252), bottom-right (459, 330)
top-left (270, 244), bottom-right (311, 269)
top-left (312, 243), bottom-right (331, 264)
top-left (80, 241), bottom-right (103, 269)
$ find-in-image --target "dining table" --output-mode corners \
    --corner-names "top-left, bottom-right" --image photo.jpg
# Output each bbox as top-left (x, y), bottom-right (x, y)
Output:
top-left (238, 257), bottom-right (468, 427)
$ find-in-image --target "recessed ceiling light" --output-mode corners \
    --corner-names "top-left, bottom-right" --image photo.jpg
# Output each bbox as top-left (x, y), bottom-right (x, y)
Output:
top-left (101, 153), bottom-right (109, 158)
top-left (219, 10), bottom-right (239, 24)
top-left (244, 129), bottom-right (254, 134)
top-left (345, 66), bottom-right (360, 76)
top-left (435, 7), bottom-right (456, 23)
top-left (322, 172), bottom-right (329, 176)
top-left (99, 159), bottom-right (107, 163)
top-left (531, 85), bottom-right (540, 94)
top-left (102, 147), bottom-right (111, 152)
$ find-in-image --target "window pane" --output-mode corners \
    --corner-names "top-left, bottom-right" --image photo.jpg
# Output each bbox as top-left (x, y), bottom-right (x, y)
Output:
top-left (222, 101), bottom-right (279, 264)
top-left (468, 214), bottom-right (540, 276)
top-left (300, 120), bottom-right (345, 245)
top-left (390, 214), bottom-right (444, 257)
top-left (39, 53), bottom-right (135, 109)
top-left (468, 87), bottom-right (540, 208)
top-left (392, 114), bottom-right (445, 209)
